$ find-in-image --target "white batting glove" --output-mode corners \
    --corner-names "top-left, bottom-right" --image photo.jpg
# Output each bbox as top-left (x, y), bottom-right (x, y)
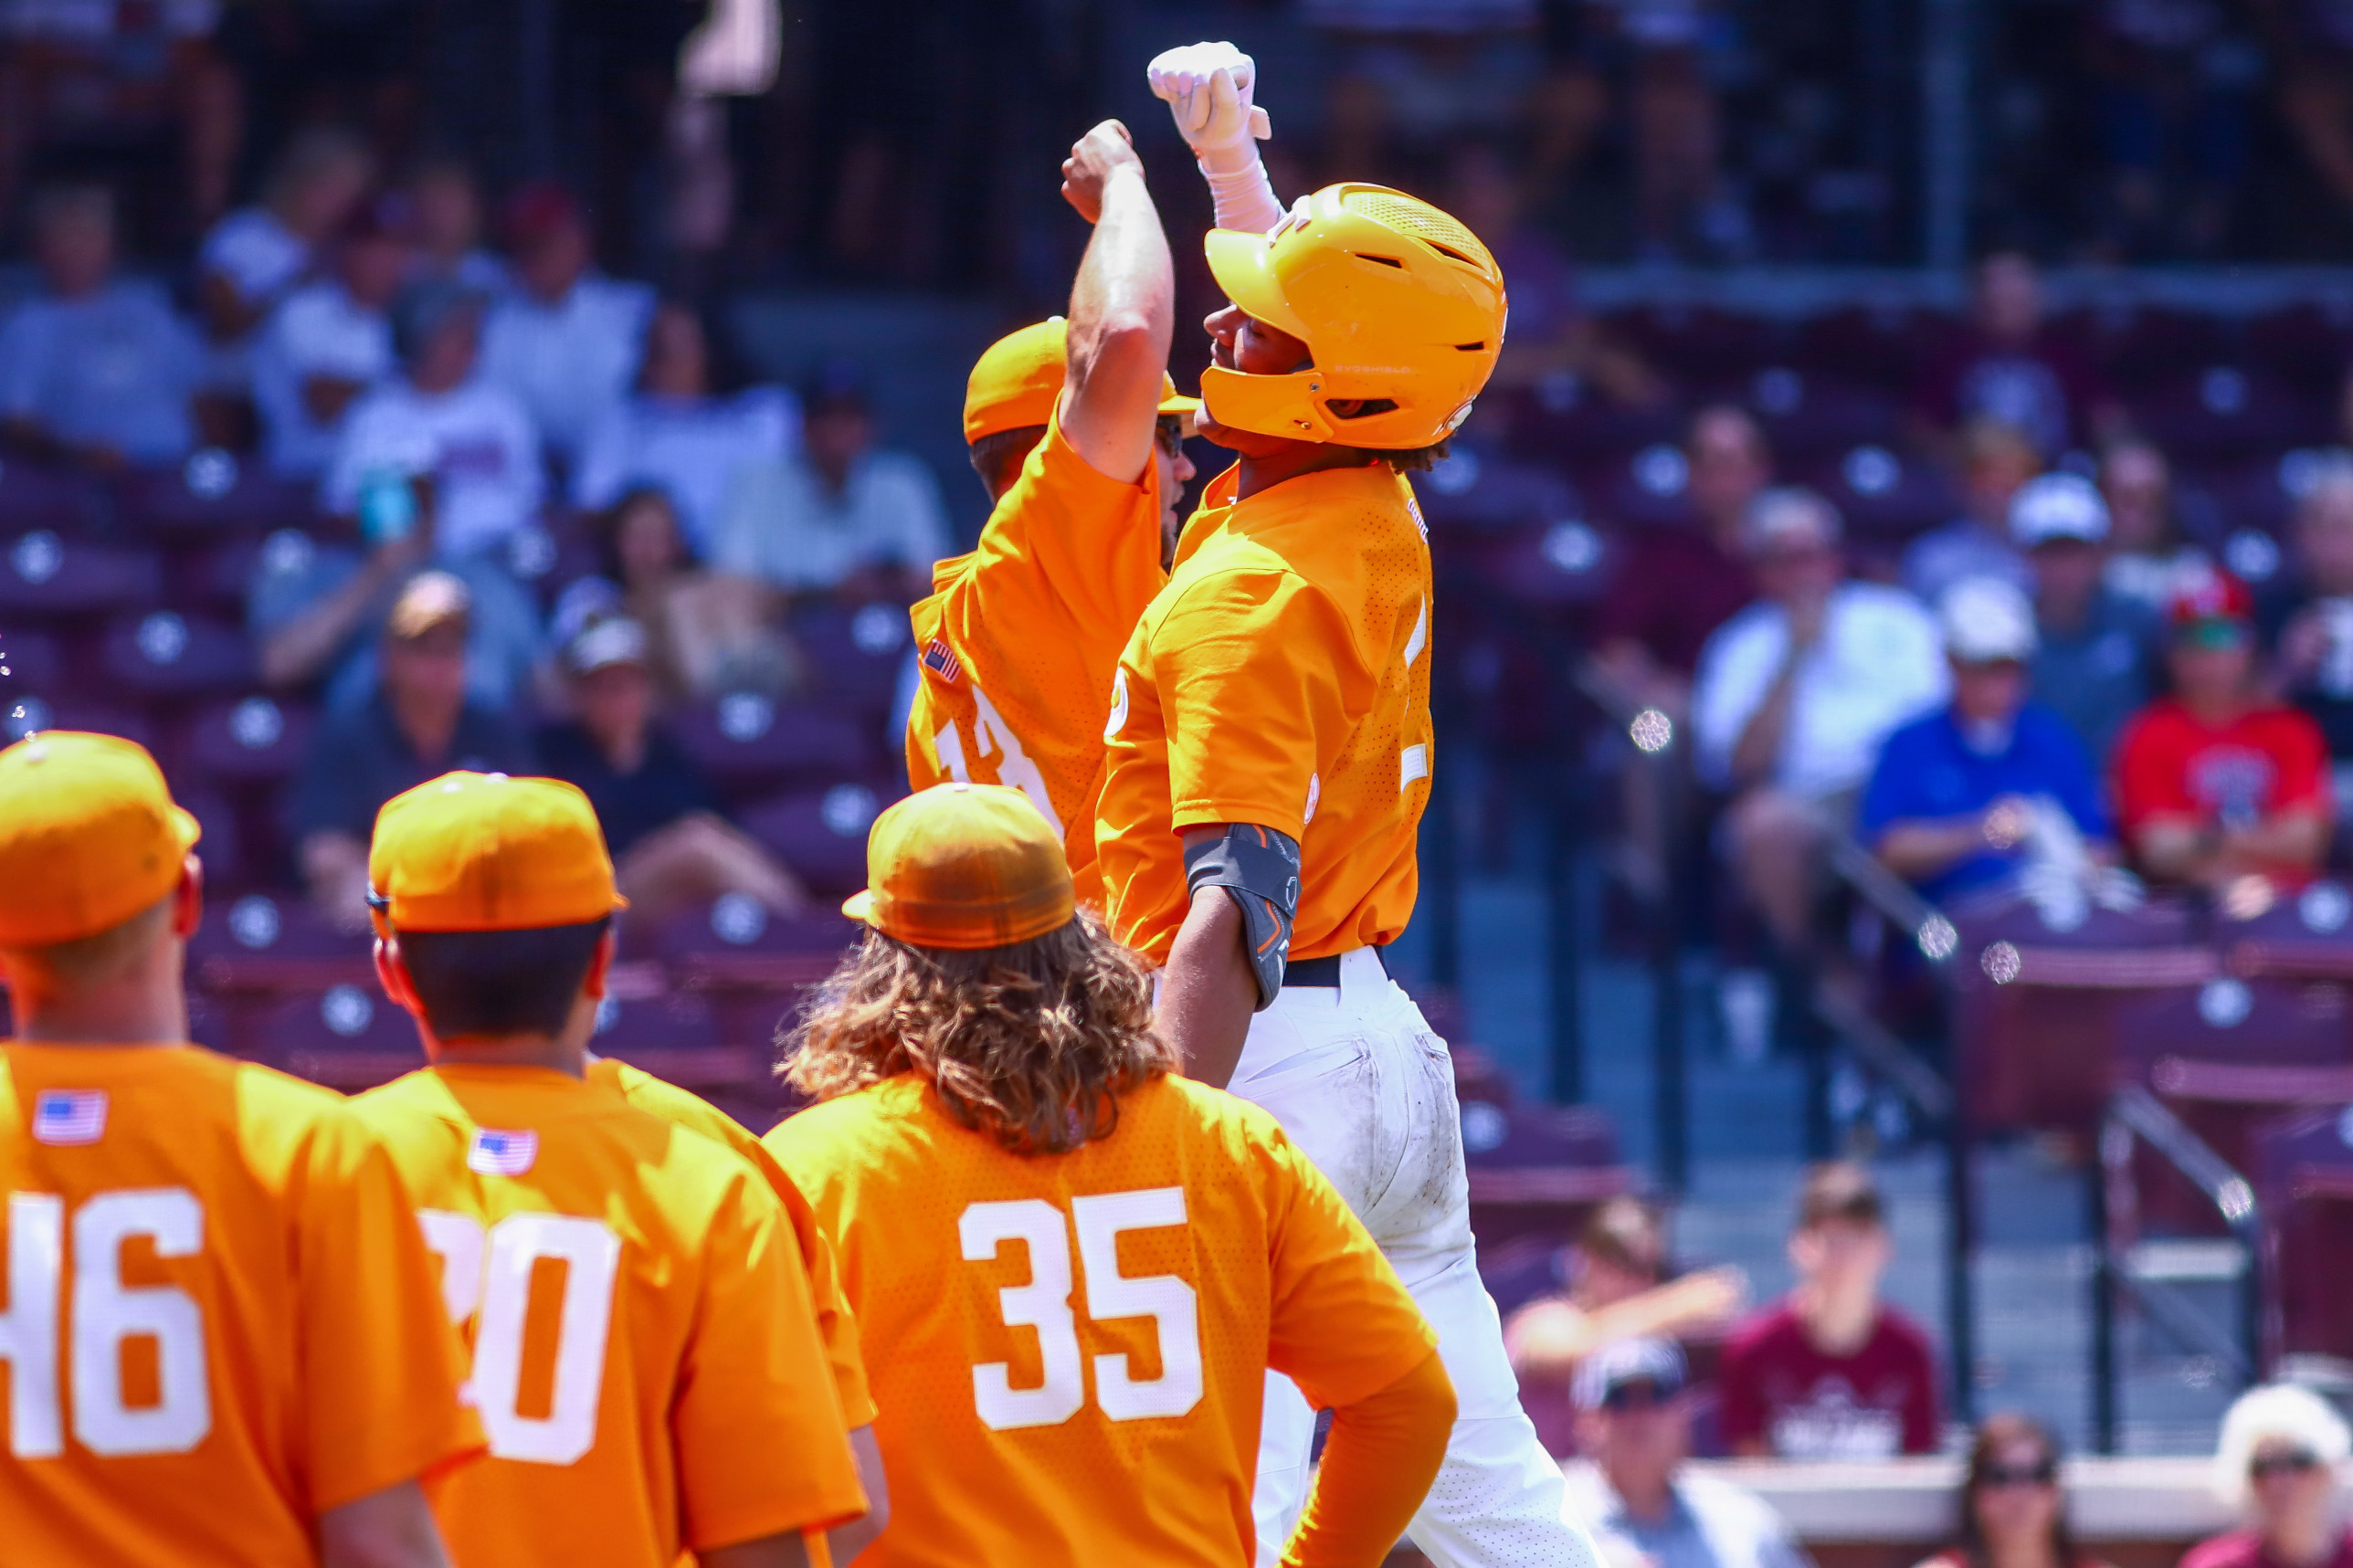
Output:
top-left (1145, 41), bottom-right (1284, 235)
top-left (1147, 41), bottom-right (1273, 163)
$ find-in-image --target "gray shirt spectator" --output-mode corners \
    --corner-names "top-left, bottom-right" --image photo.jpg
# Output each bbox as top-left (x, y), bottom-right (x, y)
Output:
top-left (1563, 1338), bottom-right (1815, 1568)
top-left (476, 184), bottom-right (654, 461)
top-left (2013, 471), bottom-right (2157, 764)
top-left (0, 184), bottom-right (202, 465)
top-left (714, 369), bottom-right (949, 595)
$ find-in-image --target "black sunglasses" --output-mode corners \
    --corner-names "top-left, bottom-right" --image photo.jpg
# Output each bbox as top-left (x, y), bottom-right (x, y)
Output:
top-left (1600, 1379), bottom-right (1676, 1413)
top-left (2252, 1451), bottom-right (2322, 1480)
top-left (1155, 416), bottom-right (1187, 457)
top-left (1979, 1459), bottom-right (2058, 1489)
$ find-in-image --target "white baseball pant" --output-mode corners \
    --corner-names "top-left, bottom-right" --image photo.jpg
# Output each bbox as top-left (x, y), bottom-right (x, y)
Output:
top-left (1230, 948), bottom-right (1602, 1568)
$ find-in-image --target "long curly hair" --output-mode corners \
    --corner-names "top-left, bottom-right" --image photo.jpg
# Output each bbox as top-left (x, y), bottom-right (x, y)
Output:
top-left (781, 911), bottom-right (1175, 1155)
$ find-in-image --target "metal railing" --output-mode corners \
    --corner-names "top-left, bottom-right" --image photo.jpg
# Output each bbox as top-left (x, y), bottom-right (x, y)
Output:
top-left (2090, 1084), bottom-right (2266, 1452)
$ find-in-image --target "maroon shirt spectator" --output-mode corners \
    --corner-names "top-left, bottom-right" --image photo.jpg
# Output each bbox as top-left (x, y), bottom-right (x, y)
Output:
top-left (2184, 1384), bottom-right (2353, 1568)
top-left (1914, 253), bottom-right (2117, 458)
top-left (1594, 405), bottom-right (1767, 693)
top-left (1719, 1162), bottom-right (1942, 1458)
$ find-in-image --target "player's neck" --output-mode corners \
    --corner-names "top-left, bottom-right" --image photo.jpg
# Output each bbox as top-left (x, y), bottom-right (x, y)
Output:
top-left (427, 1031), bottom-right (588, 1078)
top-left (9, 955), bottom-right (189, 1047)
top-left (1235, 440), bottom-right (1382, 500)
top-left (1796, 1282), bottom-right (1879, 1355)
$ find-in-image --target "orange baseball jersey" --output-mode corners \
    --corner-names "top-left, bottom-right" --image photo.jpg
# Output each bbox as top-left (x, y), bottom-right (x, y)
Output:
top-left (350, 1063), bottom-right (867, 1567)
top-left (908, 405), bottom-right (1166, 906)
top-left (766, 1071), bottom-right (1438, 1568)
top-left (0, 1042), bottom-right (480, 1567)
top-left (1097, 461), bottom-right (1434, 963)
top-left (586, 1056), bottom-right (876, 1428)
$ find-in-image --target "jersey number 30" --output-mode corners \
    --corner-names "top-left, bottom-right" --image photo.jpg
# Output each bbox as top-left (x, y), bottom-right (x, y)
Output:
top-left (959, 1188), bottom-right (1201, 1431)
top-left (419, 1210), bottom-right (621, 1466)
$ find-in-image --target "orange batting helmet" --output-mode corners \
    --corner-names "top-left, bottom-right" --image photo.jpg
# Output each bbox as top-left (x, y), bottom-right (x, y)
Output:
top-left (1201, 184), bottom-right (1507, 450)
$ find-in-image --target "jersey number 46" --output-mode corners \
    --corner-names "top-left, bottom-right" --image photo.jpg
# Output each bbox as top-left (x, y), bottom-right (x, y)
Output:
top-left (960, 1187), bottom-right (1201, 1432)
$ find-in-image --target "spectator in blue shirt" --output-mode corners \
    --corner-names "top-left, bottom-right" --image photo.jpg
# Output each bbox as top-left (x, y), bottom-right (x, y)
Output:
top-left (0, 183), bottom-right (204, 468)
top-left (1862, 575), bottom-right (2114, 906)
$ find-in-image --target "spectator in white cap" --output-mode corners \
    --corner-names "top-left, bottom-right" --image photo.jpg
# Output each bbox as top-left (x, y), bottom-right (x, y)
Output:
top-left (1561, 1337), bottom-right (1812, 1568)
top-left (2183, 1384), bottom-right (2353, 1568)
top-left (2011, 470), bottom-right (2158, 767)
top-left (1861, 576), bottom-right (2113, 906)
top-left (1693, 487), bottom-right (1948, 953)
top-left (534, 615), bottom-right (807, 935)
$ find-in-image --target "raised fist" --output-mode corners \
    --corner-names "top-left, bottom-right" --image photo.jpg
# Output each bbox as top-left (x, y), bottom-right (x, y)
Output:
top-left (1146, 41), bottom-right (1271, 162)
top-left (1060, 120), bottom-right (1143, 226)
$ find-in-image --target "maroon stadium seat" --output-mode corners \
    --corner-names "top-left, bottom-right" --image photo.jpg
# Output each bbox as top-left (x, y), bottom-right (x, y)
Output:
top-left (1809, 444), bottom-right (1957, 538)
top-left (2129, 367), bottom-right (2330, 461)
top-left (740, 782), bottom-right (892, 897)
top-left (1799, 303), bottom-right (1951, 389)
top-left (589, 992), bottom-right (772, 1092)
top-left (117, 450), bottom-right (309, 537)
top-left (0, 628), bottom-right (63, 691)
top-left (1, 695), bottom-right (159, 751)
top-left (0, 460), bottom-right (107, 533)
top-left (100, 610), bottom-right (255, 699)
top-left (1460, 1100), bottom-right (1630, 1253)
top-left (791, 601), bottom-right (911, 721)
top-left (2251, 1108), bottom-right (2353, 1363)
top-left (670, 694), bottom-right (878, 803)
top-left (0, 531), bottom-right (163, 622)
top-left (256, 983), bottom-right (423, 1089)
top-left (1418, 444), bottom-right (1583, 534)
top-left (1739, 369), bottom-right (1895, 460)
top-left (183, 693), bottom-right (315, 787)
top-left (186, 891), bottom-right (371, 996)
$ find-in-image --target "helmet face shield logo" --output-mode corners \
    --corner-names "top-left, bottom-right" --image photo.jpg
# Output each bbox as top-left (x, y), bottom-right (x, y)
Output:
top-left (1444, 397), bottom-right (1478, 433)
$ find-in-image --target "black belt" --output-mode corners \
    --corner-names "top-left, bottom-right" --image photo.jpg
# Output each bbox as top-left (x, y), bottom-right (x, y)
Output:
top-left (1284, 947), bottom-right (1388, 988)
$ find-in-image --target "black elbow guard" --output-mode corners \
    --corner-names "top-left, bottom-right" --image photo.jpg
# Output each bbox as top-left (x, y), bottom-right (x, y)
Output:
top-left (1184, 824), bottom-right (1303, 1011)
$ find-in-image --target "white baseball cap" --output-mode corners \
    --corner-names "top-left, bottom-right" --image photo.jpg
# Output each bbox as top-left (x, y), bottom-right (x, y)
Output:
top-left (2009, 472), bottom-right (2110, 548)
top-left (1941, 575), bottom-right (2039, 664)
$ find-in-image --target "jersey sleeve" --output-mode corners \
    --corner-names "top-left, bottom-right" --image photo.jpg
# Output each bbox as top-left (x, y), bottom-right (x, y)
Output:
top-left (1261, 1134), bottom-right (1438, 1410)
top-left (750, 1141), bottom-right (878, 1428)
top-left (294, 1107), bottom-right (485, 1511)
top-left (672, 1167), bottom-right (869, 1552)
top-left (1155, 567), bottom-right (1360, 837)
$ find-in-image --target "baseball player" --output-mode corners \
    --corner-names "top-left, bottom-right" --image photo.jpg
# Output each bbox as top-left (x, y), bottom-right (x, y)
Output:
top-left (1097, 44), bottom-right (1603, 1568)
top-left (0, 731), bottom-right (477, 1567)
top-left (586, 1051), bottom-right (890, 1566)
top-left (767, 782), bottom-right (1457, 1568)
top-left (908, 118), bottom-right (1198, 909)
top-left (353, 772), bottom-right (868, 1568)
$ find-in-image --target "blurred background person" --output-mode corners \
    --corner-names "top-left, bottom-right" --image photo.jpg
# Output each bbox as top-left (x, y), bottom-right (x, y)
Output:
top-left (1719, 1162), bottom-right (1941, 1459)
top-left (578, 484), bottom-right (800, 705)
top-left (1913, 1415), bottom-right (2110, 1568)
top-left (401, 157), bottom-right (505, 293)
top-left (2265, 462), bottom-right (2353, 818)
top-left (1912, 253), bottom-right (2119, 458)
top-left (478, 182), bottom-right (655, 467)
top-left (2098, 437), bottom-right (2211, 615)
top-left (252, 195), bottom-right (406, 479)
top-left (195, 127), bottom-right (372, 377)
top-left (714, 361), bottom-right (950, 605)
top-left (1905, 417), bottom-right (2041, 607)
top-left (289, 571), bottom-right (534, 929)
top-left (2184, 1384), bottom-right (2353, 1568)
top-left (1562, 1338), bottom-right (1814, 1568)
top-left (2010, 472), bottom-right (2157, 767)
top-left (1694, 488), bottom-right (1947, 955)
top-left (1862, 576), bottom-right (2113, 906)
top-left (572, 300), bottom-right (797, 558)
top-left (2116, 570), bottom-right (2333, 891)
top-left (535, 615), bottom-right (808, 935)
top-left (0, 181), bottom-right (201, 468)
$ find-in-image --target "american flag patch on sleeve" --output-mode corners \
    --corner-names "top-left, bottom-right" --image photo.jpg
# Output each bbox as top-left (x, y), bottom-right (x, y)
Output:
top-left (467, 1128), bottom-right (538, 1176)
top-left (32, 1089), bottom-right (107, 1146)
top-left (922, 638), bottom-right (961, 683)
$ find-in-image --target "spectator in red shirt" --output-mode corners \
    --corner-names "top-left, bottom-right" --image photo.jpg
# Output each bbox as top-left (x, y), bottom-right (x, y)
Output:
top-left (1719, 1162), bottom-right (1941, 1459)
top-left (2183, 1384), bottom-right (2352, 1568)
top-left (2114, 570), bottom-right (2333, 891)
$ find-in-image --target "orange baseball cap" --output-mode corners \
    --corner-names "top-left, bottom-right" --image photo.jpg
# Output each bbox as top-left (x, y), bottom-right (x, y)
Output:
top-left (963, 316), bottom-right (1200, 443)
top-left (368, 772), bottom-right (626, 933)
top-left (843, 783), bottom-right (1074, 950)
top-left (0, 731), bottom-right (200, 948)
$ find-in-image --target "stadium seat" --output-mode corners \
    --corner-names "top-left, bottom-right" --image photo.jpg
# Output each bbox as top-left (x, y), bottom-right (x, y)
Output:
top-left (650, 895), bottom-right (859, 1065)
top-left (1798, 302), bottom-right (1950, 389)
top-left (2052, 303), bottom-right (2227, 384)
top-left (1609, 303), bottom-right (1781, 382)
top-left (2250, 1107), bottom-right (2353, 1363)
top-left (2129, 367), bottom-right (2330, 461)
top-left (167, 532), bottom-right (268, 617)
top-left (791, 601), bottom-right (911, 721)
top-left (100, 610), bottom-right (256, 699)
top-left (116, 449), bottom-right (309, 537)
top-left (1738, 368), bottom-right (1896, 461)
top-left (256, 983), bottom-right (424, 1089)
top-left (186, 891), bottom-right (372, 996)
top-left (2243, 301), bottom-right (2353, 394)
top-left (1498, 382), bottom-right (1682, 466)
top-left (0, 459), bottom-right (107, 534)
top-left (0, 531), bottom-right (163, 621)
top-left (0, 628), bottom-right (64, 691)
top-left (1807, 444), bottom-right (1957, 537)
top-left (589, 992), bottom-right (772, 1092)
top-left (1417, 443), bottom-right (1583, 533)
top-left (1460, 1100), bottom-right (1630, 1253)
top-left (182, 694), bottom-right (314, 787)
top-left (670, 694), bottom-right (878, 804)
top-left (740, 781), bottom-right (894, 897)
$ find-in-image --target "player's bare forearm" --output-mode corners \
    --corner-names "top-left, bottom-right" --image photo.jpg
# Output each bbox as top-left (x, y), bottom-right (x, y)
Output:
top-left (1061, 122), bottom-right (1174, 486)
top-left (316, 1479), bottom-right (451, 1568)
top-left (1159, 887), bottom-right (1257, 1089)
top-left (822, 1425), bottom-right (890, 1564)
